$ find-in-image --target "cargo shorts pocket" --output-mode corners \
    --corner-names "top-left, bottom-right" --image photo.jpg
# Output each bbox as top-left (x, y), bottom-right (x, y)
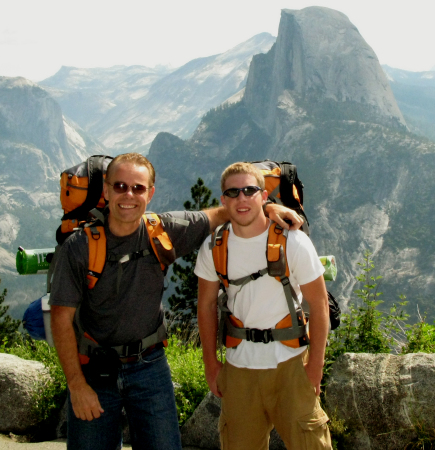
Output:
top-left (297, 408), bottom-right (331, 449)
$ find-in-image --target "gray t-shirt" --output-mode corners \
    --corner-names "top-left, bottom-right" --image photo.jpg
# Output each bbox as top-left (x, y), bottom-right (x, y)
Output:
top-left (49, 211), bottom-right (209, 346)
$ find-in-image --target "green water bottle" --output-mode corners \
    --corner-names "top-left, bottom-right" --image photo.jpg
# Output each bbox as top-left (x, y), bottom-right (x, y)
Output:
top-left (320, 255), bottom-right (337, 281)
top-left (16, 247), bottom-right (55, 275)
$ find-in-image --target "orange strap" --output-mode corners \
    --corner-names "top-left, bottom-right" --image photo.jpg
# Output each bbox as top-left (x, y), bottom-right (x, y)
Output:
top-left (211, 224), bottom-right (230, 288)
top-left (145, 213), bottom-right (173, 271)
top-left (84, 225), bottom-right (106, 289)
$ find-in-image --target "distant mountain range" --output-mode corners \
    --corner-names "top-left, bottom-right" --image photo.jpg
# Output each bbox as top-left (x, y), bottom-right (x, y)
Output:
top-left (40, 33), bottom-right (276, 154)
top-left (383, 65), bottom-right (435, 142)
top-left (1, 7), bottom-right (435, 321)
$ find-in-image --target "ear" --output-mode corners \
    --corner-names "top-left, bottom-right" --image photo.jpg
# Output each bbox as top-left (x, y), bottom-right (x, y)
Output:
top-left (220, 194), bottom-right (227, 208)
top-left (146, 186), bottom-right (156, 204)
top-left (261, 189), bottom-right (269, 204)
top-left (103, 181), bottom-right (110, 201)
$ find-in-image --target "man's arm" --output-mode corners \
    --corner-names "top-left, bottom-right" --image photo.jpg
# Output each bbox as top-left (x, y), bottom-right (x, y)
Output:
top-left (299, 276), bottom-right (330, 396)
top-left (203, 204), bottom-right (304, 232)
top-left (197, 277), bottom-right (223, 397)
top-left (51, 305), bottom-right (104, 421)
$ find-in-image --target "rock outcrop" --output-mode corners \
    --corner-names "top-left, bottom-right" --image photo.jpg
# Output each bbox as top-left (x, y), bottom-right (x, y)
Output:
top-left (0, 354), bottom-right (54, 440)
top-left (325, 352), bottom-right (435, 449)
top-left (244, 7), bottom-right (406, 140)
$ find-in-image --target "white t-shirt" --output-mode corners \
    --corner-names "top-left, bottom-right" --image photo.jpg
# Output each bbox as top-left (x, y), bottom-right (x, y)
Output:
top-left (194, 222), bottom-right (325, 369)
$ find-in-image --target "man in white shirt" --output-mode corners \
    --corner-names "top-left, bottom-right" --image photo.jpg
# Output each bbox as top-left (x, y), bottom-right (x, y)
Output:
top-left (195, 162), bottom-right (332, 450)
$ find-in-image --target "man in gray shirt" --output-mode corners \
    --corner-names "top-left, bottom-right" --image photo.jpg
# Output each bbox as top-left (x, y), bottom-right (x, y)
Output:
top-left (50, 152), bottom-right (302, 450)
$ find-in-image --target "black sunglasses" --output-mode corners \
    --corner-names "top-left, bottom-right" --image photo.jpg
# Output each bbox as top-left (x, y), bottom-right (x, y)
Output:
top-left (106, 181), bottom-right (149, 195)
top-left (222, 186), bottom-right (262, 198)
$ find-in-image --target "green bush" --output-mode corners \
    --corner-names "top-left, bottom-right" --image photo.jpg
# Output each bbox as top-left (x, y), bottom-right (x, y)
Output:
top-left (166, 334), bottom-right (210, 426)
top-left (402, 318), bottom-right (435, 354)
top-left (0, 278), bottom-right (21, 347)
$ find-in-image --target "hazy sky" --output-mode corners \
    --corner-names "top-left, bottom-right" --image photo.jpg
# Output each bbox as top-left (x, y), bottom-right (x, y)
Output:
top-left (1, 0), bottom-right (434, 82)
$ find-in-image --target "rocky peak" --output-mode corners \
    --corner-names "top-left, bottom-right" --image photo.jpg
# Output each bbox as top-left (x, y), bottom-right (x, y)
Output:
top-left (244, 7), bottom-right (407, 137)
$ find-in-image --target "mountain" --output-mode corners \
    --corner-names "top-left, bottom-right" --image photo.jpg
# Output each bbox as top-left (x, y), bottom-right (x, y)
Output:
top-left (383, 65), bottom-right (435, 142)
top-left (40, 33), bottom-right (276, 154)
top-left (0, 77), bottom-right (103, 314)
top-left (40, 65), bottom-right (173, 136)
top-left (147, 7), bottom-right (435, 318)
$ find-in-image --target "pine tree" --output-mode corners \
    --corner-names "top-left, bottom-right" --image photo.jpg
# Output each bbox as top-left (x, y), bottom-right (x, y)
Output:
top-left (168, 178), bottom-right (219, 324)
top-left (0, 279), bottom-right (21, 346)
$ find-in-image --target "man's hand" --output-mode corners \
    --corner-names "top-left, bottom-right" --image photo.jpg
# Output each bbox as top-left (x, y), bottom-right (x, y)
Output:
top-left (204, 358), bottom-right (224, 398)
top-left (51, 305), bottom-right (104, 421)
top-left (69, 380), bottom-right (105, 421)
top-left (304, 359), bottom-right (323, 396)
top-left (264, 203), bottom-right (304, 230)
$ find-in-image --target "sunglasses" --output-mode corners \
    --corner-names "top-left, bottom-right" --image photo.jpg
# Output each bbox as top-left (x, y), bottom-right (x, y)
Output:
top-left (222, 186), bottom-right (262, 198)
top-left (106, 181), bottom-right (149, 195)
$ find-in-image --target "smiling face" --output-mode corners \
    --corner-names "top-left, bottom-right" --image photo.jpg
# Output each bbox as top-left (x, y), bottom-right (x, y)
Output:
top-left (221, 173), bottom-right (269, 238)
top-left (103, 162), bottom-right (155, 236)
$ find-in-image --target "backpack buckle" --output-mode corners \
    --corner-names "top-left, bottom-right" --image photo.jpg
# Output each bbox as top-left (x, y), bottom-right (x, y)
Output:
top-left (246, 328), bottom-right (273, 344)
top-left (250, 271), bottom-right (263, 281)
top-left (148, 217), bottom-right (157, 226)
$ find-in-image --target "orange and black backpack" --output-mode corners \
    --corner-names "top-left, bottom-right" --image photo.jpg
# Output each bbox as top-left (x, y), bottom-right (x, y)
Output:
top-left (250, 160), bottom-right (309, 235)
top-left (210, 159), bottom-right (340, 349)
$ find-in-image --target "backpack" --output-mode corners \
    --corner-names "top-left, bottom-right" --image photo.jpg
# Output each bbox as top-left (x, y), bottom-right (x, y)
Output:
top-left (210, 159), bottom-right (340, 348)
top-left (250, 160), bottom-right (309, 235)
top-left (24, 155), bottom-right (179, 351)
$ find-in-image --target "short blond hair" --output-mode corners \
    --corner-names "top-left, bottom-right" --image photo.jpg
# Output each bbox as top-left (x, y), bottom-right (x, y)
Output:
top-left (106, 153), bottom-right (156, 186)
top-left (221, 162), bottom-right (265, 192)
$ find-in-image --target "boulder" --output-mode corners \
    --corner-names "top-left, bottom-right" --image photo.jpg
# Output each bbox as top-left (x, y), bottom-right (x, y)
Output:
top-left (325, 352), bottom-right (435, 449)
top-left (0, 353), bottom-right (54, 440)
top-left (181, 391), bottom-right (285, 449)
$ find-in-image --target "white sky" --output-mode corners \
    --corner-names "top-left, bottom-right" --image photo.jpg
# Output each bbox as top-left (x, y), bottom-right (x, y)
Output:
top-left (1, 0), bottom-right (434, 82)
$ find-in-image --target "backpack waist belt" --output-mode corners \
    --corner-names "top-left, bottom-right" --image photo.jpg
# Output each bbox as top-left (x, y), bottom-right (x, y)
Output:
top-left (78, 322), bottom-right (167, 365)
top-left (224, 311), bottom-right (309, 349)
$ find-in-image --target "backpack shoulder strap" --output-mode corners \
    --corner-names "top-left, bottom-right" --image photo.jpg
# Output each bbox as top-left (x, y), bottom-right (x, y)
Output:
top-left (210, 222), bottom-right (231, 288)
top-left (144, 213), bottom-right (176, 272)
top-left (83, 222), bottom-right (107, 289)
top-left (267, 222), bottom-right (301, 334)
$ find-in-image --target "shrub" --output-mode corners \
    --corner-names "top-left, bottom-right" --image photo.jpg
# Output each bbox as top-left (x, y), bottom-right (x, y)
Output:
top-left (324, 250), bottom-right (408, 378)
top-left (166, 334), bottom-right (209, 426)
